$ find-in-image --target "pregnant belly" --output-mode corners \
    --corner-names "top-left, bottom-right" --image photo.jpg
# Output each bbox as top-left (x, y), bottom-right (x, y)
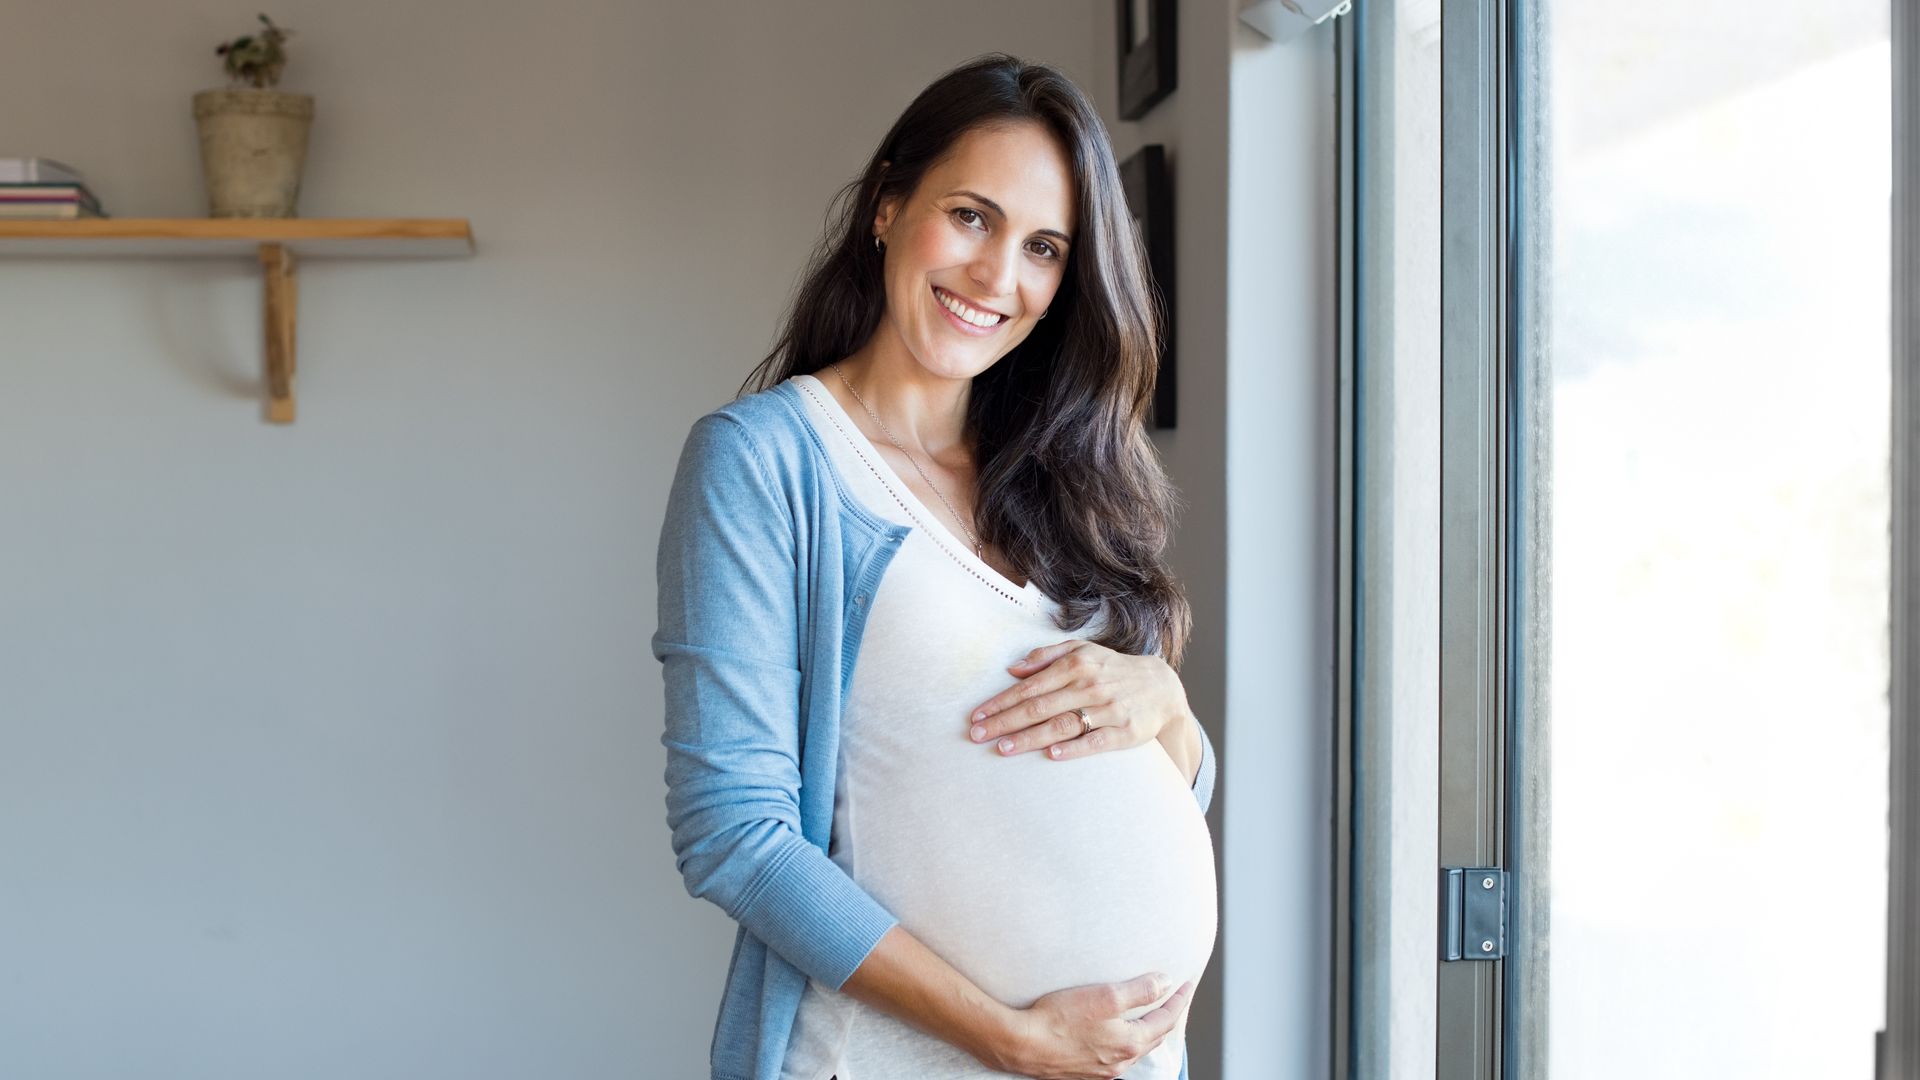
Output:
top-left (838, 730), bottom-right (1218, 1010)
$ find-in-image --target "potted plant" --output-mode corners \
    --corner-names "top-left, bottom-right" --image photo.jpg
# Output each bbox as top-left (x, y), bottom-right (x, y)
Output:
top-left (192, 14), bottom-right (313, 218)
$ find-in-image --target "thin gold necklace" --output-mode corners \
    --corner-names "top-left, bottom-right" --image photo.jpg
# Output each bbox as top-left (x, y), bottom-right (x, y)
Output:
top-left (831, 362), bottom-right (986, 560)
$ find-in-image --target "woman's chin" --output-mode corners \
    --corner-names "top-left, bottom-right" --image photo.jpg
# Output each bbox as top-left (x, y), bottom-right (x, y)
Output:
top-left (924, 330), bottom-right (1028, 375)
top-left (909, 344), bottom-right (1000, 382)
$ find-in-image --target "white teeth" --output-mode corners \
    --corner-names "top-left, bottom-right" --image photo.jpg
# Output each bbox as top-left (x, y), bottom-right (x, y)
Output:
top-left (936, 287), bottom-right (1004, 328)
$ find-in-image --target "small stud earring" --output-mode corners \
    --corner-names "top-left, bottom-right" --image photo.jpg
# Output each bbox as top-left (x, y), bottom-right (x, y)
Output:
top-left (874, 235), bottom-right (885, 251)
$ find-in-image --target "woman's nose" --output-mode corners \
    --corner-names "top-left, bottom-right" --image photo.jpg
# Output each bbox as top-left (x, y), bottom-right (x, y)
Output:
top-left (968, 240), bottom-right (1019, 302)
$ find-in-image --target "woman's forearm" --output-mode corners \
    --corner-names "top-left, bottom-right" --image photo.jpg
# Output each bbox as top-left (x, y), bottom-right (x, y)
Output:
top-left (837, 924), bottom-right (1023, 1070)
top-left (1156, 707), bottom-right (1202, 787)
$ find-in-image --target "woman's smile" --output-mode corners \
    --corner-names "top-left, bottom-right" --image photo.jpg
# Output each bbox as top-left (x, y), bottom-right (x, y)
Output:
top-left (932, 284), bottom-right (1007, 336)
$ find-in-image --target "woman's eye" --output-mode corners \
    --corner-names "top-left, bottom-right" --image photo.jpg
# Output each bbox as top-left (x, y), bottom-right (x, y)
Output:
top-left (1028, 240), bottom-right (1060, 260)
top-left (953, 207), bottom-right (984, 227)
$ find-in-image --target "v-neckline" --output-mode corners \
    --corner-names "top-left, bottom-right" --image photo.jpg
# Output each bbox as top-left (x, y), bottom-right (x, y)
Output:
top-left (794, 373), bottom-right (1047, 607)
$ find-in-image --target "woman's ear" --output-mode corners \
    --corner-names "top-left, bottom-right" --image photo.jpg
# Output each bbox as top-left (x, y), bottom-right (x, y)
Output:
top-left (872, 195), bottom-right (899, 246)
top-left (871, 161), bottom-right (900, 242)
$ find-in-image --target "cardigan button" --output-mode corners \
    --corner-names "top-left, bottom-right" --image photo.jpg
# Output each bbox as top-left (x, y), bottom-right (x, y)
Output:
top-left (854, 593), bottom-right (868, 606)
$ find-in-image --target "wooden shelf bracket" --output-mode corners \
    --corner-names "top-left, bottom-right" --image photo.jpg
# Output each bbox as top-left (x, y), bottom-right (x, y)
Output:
top-left (260, 242), bottom-right (298, 423)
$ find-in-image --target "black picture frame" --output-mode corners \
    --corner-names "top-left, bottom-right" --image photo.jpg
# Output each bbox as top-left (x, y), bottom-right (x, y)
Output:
top-left (1116, 0), bottom-right (1177, 120)
top-left (1119, 144), bottom-right (1175, 429)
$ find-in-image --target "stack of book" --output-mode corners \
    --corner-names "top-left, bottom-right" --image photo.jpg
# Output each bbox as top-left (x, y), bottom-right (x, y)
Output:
top-left (0, 157), bottom-right (109, 218)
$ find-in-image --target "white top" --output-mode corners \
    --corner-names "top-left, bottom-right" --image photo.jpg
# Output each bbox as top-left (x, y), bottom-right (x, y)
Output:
top-left (779, 373), bottom-right (1218, 1080)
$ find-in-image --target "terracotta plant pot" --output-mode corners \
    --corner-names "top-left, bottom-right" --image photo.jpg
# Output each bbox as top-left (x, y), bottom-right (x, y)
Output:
top-left (191, 89), bottom-right (314, 218)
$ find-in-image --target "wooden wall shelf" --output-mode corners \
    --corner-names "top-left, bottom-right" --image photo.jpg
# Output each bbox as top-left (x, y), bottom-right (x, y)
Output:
top-left (0, 218), bottom-right (477, 423)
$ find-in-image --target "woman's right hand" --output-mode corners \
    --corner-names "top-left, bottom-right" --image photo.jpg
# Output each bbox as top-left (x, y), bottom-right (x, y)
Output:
top-left (985, 973), bottom-right (1196, 1080)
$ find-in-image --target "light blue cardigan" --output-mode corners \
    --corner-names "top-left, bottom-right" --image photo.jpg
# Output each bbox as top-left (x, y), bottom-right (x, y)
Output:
top-left (652, 378), bottom-right (1217, 1080)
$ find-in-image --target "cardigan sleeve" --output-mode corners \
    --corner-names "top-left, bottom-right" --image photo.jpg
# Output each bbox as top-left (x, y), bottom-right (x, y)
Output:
top-left (1191, 717), bottom-right (1217, 817)
top-left (652, 412), bottom-right (898, 990)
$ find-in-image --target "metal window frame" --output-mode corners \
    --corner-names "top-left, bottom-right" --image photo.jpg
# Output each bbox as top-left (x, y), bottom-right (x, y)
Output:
top-left (1435, 1), bottom-right (1511, 1078)
top-left (1333, 5), bottom-right (1421, 1075)
top-left (1503, 0), bottom-right (1551, 1075)
top-left (1331, 8), bottom-right (1358, 1077)
top-left (1335, 2), bottom-right (1541, 1077)
top-left (1889, 1), bottom-right (1920, 1074)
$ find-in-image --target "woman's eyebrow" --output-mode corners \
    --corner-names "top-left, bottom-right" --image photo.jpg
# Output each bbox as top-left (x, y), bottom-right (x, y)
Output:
top-left (944, 188), bottom-right (1073, 245)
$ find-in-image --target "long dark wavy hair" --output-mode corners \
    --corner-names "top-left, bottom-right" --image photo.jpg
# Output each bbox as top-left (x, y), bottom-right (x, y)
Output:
top-left (738, 53), bottom-right (1192, 671)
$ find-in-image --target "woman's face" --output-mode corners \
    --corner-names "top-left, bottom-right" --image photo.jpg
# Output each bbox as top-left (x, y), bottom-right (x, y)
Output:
top-left (873, 121), bottom-right (1077, 382)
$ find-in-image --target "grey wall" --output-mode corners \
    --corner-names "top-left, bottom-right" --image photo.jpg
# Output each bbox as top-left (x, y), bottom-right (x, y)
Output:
top-left (0, 1), bottom-right (1333, 1076)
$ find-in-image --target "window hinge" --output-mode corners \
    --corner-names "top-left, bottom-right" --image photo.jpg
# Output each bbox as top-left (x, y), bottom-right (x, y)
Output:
top-left (1441, 867), bottom-right (1509, 961)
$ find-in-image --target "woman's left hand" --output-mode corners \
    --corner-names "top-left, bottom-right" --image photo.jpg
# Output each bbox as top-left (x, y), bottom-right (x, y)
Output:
top-left (966, 639), bottom-right (1194, 762)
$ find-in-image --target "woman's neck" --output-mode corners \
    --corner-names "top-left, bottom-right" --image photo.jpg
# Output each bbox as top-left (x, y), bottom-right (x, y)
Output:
top-left (832, 339), bottom-right (973, 464)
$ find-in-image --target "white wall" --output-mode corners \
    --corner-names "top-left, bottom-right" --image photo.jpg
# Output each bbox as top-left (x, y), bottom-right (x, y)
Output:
top-left (1222, 16), bottom-right (1338, 1078)
top-left (0, 1), bottom-right (1334, 1076)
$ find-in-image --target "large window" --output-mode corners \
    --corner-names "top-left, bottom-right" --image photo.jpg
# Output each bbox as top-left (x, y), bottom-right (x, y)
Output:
top-left (1545, 4), bottom-right (1891, 1076)
top-left (1337, 2), bottom-right (1903, 1076)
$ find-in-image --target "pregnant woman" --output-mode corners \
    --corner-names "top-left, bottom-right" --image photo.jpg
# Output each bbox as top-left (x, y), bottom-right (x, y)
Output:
top-left (653, 54), bottom-right (1218, 1080)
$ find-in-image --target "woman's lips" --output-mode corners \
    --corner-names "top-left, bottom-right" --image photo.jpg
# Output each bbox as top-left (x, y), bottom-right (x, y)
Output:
top-left (932, 285), bottom-right (1006, 337)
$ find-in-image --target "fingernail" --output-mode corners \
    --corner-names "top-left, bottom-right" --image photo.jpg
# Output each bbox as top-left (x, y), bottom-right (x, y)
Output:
top-left (997, 738), bottom-right (1014, 753)
top-left (972, 710), bottom-right (986, 721)
top-left (1048, 745), bottom-right (1061, 758)
top-left (970, 725), bottom-right (986, 741)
